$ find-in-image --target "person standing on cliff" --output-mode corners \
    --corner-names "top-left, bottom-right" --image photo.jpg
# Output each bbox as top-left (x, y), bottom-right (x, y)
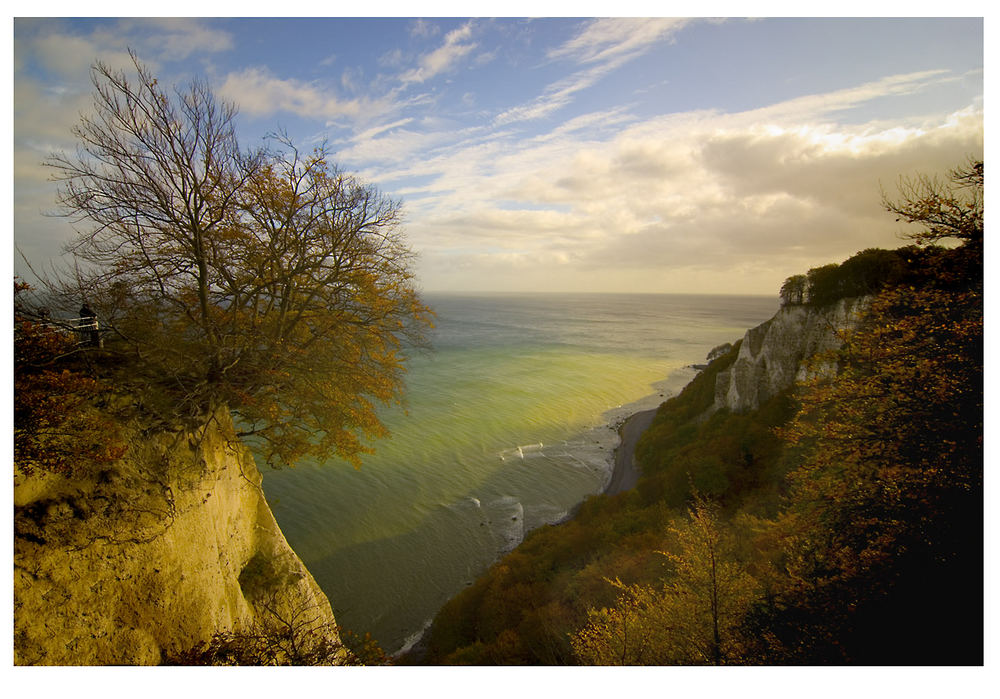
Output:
top-left (79, 303), bottom-right (99, 347)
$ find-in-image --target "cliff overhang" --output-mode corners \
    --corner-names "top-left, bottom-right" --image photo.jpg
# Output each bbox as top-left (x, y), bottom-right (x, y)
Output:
top-left (13, 407), bottom-right (344, 665)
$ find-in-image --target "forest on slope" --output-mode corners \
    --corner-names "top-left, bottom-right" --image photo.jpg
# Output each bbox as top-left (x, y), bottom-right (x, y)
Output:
top-left (408, 160), bottom-right (983, 666)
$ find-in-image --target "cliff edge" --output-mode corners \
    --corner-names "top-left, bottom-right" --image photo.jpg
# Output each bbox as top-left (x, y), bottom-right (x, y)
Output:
top-left (714, 296), bottom-right (869, 413)
top-left (13, 408), bottom-right (344, 665)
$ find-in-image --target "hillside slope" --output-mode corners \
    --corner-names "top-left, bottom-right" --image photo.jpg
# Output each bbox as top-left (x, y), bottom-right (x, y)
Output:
top-left (410, 242), bottom-right (982, 665)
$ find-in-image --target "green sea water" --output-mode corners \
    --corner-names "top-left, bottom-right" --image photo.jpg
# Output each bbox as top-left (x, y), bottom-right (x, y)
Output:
top-left (259, 293), bottom-right (777, 654)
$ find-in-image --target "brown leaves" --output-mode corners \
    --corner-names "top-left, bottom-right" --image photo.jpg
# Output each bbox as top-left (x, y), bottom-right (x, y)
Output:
top-left (771, 247), bottom-right (982, 615)
top-left (882, 158), bottom-right (983, 247)
top-left (38, 55), bottom-right (433, 469)
top-left (14, 283), bottom-right (127, 476)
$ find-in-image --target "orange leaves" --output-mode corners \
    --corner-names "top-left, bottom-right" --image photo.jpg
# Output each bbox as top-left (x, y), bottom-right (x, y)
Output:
top-left (14, 290), bottom-right (127, 476)
top-left (882, 159), bottom-right (983, 247)
top-left (770, 239), bottom-right (982, 634)
top-left (40, 57), bottom-right (432, 471)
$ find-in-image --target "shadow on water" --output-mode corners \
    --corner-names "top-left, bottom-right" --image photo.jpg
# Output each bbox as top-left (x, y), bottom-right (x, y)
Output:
top-left (309, 365), bottom-right (703, 656)
top-left (261, 294), bottom-right (779, 655)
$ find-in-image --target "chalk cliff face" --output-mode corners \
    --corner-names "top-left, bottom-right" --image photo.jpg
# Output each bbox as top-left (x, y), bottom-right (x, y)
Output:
top-left (714, 296), bottom-right (870, 413)
top-left (13, 408), bottom-right (342, 665)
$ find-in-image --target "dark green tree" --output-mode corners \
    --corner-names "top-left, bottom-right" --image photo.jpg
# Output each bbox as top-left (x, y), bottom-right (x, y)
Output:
top-left (778, 274), bottom-right (807, 306)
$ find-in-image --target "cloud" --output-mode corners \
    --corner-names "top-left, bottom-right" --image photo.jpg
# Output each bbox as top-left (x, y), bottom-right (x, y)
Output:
top-left (737, 70), bottom-right (955, 125)
top-left (217, 68), bottom-right (364, 119)
top-left (378, 47), bottom-right (405, 69)
top-left (12, 19), bottom-right (984, 296)
top-left (495, 19), bottom-right (691, 126)
top-left (494, 64), bottom-right (605, 125)
top-left (338, 122), bottom-right (470, 174)
top-left (399, 22), bottom-right (477, 85)
top-left (138, 18), bottom-right (234, 60)
top-left (18, 18), bottom-right (234, 82)
top-left (386, 71), bottom-right (982, 293)
top-left (420, 207), bottom-right (589, 245)
top-left (19, 27), bottom-right (134, 82)
top-left (354, 118), bottom-right (416, 143)
top-left (409, 19), bottom-right (440, 39)
top-left (547, 18), bottom-right (690, 64)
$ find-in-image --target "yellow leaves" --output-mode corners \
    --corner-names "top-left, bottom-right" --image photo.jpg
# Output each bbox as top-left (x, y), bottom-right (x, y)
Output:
top-left (773, 250), bottom-right (982, 611)
top-left (570, 497), bottom-right (763, 665)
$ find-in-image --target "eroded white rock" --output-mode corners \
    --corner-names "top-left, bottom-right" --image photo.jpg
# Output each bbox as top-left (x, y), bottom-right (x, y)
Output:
top-left (14, 408), bottom-right (342, 665)
top-left (714, 297), bottom-right (869, 413)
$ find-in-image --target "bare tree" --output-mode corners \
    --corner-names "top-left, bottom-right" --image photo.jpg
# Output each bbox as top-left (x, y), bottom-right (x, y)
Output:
top-left (43, 52), bottom-right (432, 468)
top-left (882, 158), bottom-right (983, 247)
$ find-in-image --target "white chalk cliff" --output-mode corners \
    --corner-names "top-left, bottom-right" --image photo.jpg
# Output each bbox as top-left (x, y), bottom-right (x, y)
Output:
top-left (13, 408), bottom-right (343, 665)
top-left (714, 297), bottom-right (870, 413)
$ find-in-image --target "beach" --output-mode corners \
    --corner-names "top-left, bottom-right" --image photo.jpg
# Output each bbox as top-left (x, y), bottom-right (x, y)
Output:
top-left (261, 295), bottom-right (774, 654)
top-left (604, 408), bottom-right (658, 495)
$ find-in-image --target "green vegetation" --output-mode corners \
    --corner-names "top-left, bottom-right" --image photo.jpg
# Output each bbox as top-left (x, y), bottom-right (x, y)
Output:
top-left (410, 159), bottom-right (982, 665)
top-left (781, 246), bottom-right (916, 307)
top-left (409, 341), bottom-right (796, 665)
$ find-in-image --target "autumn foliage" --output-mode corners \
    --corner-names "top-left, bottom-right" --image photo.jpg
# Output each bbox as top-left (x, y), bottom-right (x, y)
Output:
top-left (36, 53), bottom-right (432, 469)
top-left (14, 280), bottom-right (127, 476)
top-left (571, 496), bottom-right (761, 665)
top-left (761, 251), bottom-right (982, 663)
top-left (414, 160), bottom-right (983, 666)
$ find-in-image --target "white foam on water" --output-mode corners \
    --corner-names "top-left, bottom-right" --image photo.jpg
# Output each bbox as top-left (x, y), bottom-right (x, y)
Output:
top-left (488, 496), bottom-right (525, 552)
top-left (528, 502), bottom-right (570, 528)
top-left (394, 617), bottom-right (434, 658)
top-left (499, 442), bottom-right (545, 461)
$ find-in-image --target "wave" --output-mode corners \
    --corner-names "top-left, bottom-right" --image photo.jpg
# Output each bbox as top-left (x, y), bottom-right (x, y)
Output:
top-left (394, 617), bottom-right (434, 658)
top-left (498, 442), bottom-right (544, 461)
top-left (487, 496), bottom-right (525, 552)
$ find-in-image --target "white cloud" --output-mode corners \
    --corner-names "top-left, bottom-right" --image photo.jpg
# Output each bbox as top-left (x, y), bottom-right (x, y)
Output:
top-left (19, 18), bottom-right (234, 82)
top-left (494, 64), bottom-right (604, 124)
top-left (737, 70), bottom-right (955, 125)
top-left (548, 18), bottom-right (690, 64)
top-left (217, 68), bottom-right (365, 119)
top-left (385, 73), bottom-right (982, 293)
top-left (495, 18), bottom-right (691, 126)
top-left (23, 30), bottom-right (133, 82)
top-left (399, 22), bottom-right (477, 85)
top-left (378, 47), bottom-right (405, 69)
top-left (409, 19), bottom-right (440, 39)
top-left (139, 18), bottom-right (234, 60)
top-left (354, 118), bottom-right (417, 143)
top-left (12, 19), bottom-right (983, 296)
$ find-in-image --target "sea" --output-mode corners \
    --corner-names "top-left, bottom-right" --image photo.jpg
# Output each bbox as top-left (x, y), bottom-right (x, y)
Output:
top-left (258, 292), bottom-right (778, 655)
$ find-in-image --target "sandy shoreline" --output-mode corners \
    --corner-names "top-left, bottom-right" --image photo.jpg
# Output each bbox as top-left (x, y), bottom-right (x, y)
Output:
top-left (401, 380), bottom-right (687, 660)
top-left (602, 365), bottom-right (700, 496)
top-left (604, 408), bottom-right (658, 495)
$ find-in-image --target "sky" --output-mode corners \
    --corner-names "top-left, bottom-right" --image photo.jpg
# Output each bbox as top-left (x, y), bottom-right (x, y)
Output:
top-left (10, 12), bottom-right (985, 295)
